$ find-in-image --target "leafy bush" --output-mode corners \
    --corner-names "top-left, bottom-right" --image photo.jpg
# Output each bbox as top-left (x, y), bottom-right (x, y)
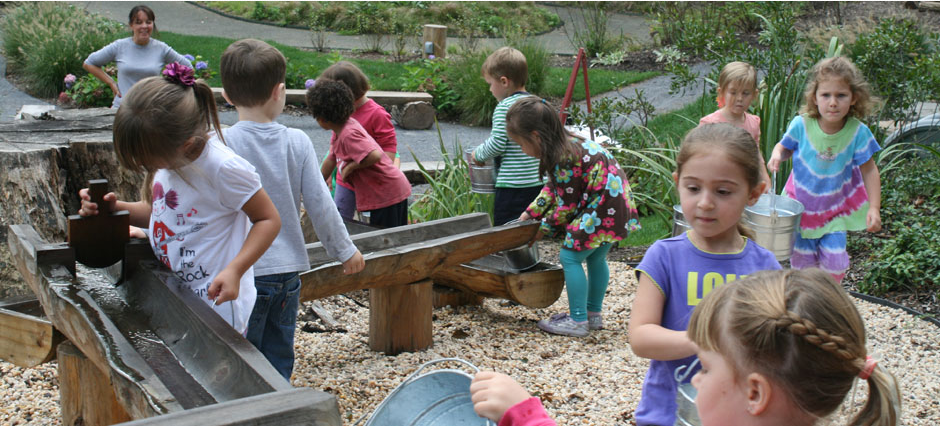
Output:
top-left (1, 2), bottom-right (124, 97)
top-left (408, 128), bottom-right (494, 223)
top-left (854, 157), bottom-right (940, 295)
top-left (850, 18), bottom-right (940, 139)
top-left (65, 72), bottom-right (115, 108)
top-left (285, 60), bottom-right (321, 90)
top-left (400, 58), bottom-right (460, 117)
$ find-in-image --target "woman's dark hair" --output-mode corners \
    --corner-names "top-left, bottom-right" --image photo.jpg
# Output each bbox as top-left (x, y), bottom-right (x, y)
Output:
top-left (305, 80), bottom-right (354, 125)
top-left (128, 5), bottom-right (157, 35)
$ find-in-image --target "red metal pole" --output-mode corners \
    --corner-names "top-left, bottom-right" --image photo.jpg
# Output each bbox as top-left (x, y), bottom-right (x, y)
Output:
top-left (559, 48), bottom-right (584, 124)
top-left (581, 50), bottom-right (595, 139)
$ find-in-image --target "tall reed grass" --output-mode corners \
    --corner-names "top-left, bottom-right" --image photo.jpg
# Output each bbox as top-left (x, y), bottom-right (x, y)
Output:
top-left (408, 122), bottom-right (494, 223)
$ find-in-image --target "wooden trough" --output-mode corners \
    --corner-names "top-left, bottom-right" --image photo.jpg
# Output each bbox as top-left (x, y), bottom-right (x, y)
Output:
top-left (2, 213), bottom-right (562, 423)
top-left (303, 213), bottom-right (564, 354)
top-left (6, 225), bottom-right (342, 425)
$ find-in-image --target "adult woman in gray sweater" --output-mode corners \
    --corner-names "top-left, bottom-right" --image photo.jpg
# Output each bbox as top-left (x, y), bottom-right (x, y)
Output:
top-left (83, 5), bottom-right (192, 108)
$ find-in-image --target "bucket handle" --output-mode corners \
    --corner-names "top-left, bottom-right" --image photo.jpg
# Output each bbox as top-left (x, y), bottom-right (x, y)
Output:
top-left (353, 358), bottom-right (494, 426)
top-left (674, 358), bottom-right (700, 383)
top-left (408, 357), bottom-right (481, 380)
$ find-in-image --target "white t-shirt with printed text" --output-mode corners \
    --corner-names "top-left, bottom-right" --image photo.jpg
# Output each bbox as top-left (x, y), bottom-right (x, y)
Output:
top-left (149, 137), bottom-right (261, 334)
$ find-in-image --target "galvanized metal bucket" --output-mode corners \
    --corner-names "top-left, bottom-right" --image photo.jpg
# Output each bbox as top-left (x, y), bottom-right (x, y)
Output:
top-left (363, 358), bottom-right (495, 426)
top-left (674, 359), bottom-right (701, 426)
top-left (501, 219), bottom-right (540, 272)
top-left (744, 194), bottom-right (804, 261)
top-left (672, 204), bottom-right (691, 237)
top-left (465, 148), bottom-right (496, 194)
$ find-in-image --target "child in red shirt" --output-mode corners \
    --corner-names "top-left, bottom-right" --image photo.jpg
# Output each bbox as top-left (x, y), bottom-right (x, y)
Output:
top-left (307, 80), bottom-right (411, 228)
top-left (318, 61), bottom-right (400, 220)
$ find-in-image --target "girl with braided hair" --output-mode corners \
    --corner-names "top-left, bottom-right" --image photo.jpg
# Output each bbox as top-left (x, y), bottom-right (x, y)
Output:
top-left (688, 268), bottom-right (901, 425)
top-left (78, 68), bottom-right (280, 335)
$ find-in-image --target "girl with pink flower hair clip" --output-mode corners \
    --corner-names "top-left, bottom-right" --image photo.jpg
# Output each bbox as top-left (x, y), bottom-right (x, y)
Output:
top-left (77, 74), bottom-right (280, 335)
top-left (508, 97), bottom-right (640, 338)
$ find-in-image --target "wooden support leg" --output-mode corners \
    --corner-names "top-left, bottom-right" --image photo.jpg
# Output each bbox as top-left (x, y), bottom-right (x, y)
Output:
top-left (58, 341), bottom-right (131, 426)
top-left (432, 284), bottom-right (482, 309)
top-left (369, 280), bottom-right (432, 355)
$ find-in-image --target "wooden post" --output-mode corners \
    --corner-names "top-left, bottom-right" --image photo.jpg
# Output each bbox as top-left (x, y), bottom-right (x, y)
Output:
top-left (369, 280), bottom-right (433, 355)
top-left (58, 341), bottom-right (132, 426)
top-left (423, 24), bottom-right (447, 58)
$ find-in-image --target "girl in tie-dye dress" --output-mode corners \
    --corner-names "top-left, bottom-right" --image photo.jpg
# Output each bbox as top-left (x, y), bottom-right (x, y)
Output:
top-left (768, 57), bottom-right (882, 282)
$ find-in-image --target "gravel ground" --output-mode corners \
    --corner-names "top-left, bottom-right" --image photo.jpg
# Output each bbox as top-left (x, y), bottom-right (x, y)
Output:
top-left (3, 245), bottom-right (938, 425)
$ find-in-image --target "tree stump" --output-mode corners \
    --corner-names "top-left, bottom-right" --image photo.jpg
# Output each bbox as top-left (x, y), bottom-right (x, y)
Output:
top-left (422, 24), bottom-right (447, 58)
top-left (58, 341), bottom-right (132, 426)
top-left (391, 101), bottom-right (435, 130)
top-left (369, 279), bottom-right (432, 355)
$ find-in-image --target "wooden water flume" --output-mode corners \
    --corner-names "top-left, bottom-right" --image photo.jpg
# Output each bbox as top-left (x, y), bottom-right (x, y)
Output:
top-left (3, 212), bottom-right (563, 424)
top-left (7, 225), bottom-right (341, 425)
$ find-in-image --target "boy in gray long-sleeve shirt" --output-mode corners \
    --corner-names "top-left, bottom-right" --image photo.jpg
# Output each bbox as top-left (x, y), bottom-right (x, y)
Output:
top-left (219, 39), bottom-right (364, 380)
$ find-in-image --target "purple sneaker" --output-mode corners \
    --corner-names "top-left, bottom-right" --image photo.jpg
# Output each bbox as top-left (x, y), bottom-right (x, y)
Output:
top-left (537, 313), bottom-right (589, 337)
top-left (588, 313), bottom-right (603, 330)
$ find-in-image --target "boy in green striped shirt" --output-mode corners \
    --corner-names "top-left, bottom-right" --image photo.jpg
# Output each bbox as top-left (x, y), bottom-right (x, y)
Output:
top-left (471, 47), bottom-right (544, 225)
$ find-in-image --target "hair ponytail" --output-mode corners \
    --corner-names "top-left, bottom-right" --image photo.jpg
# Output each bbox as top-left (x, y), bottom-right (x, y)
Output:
top-left (192, 79), bottom-right (224, 145)
top-left (852, 365), bottom-right (901, 426)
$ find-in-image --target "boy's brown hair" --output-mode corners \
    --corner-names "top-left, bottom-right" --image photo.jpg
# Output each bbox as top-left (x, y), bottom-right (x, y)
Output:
top-left (319, 61), bottom-right (370, 100)
top-left (220, 39), bottom-right (286, 107)
top-left (481, 46), bottom-right (528, 88)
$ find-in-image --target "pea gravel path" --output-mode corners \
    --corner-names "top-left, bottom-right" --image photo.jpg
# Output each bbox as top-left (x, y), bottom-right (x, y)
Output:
top-left (2, 253), bottom-right (937, 425)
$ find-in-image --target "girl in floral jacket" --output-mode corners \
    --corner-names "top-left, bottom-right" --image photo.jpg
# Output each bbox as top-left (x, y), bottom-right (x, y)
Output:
top-left (513, 97), bottom-right (640, 337)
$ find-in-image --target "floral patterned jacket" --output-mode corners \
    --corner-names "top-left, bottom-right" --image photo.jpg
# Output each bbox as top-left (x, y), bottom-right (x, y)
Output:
top-left (525, 138), bottom-right (641, 251)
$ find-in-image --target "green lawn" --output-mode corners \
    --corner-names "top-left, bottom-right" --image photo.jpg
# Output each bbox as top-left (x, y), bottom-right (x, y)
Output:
top-left (157, 31), bottom-right (658, 98)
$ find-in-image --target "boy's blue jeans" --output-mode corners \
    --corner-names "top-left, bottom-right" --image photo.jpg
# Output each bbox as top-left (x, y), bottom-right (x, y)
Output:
top-left (246, 272), bottom-right (300, 381)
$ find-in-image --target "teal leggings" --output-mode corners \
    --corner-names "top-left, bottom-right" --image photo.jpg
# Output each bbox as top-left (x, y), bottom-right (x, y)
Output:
top-left (559, 243), bottom-right (612, 322)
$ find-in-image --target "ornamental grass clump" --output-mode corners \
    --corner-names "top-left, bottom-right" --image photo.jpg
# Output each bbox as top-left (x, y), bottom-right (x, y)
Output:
top-left (1, 2), bottom-right (123, 97)
top-left (408, 123), bottom-right (494, 223)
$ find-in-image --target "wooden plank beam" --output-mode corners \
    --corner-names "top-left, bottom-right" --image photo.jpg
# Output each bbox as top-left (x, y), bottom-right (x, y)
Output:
top-left (0, 298), bottom-right (64, 367)
top-left (7, 224), bottom-right (182, 418)
top-left (113, 388), bottom-right (342, 426)
top-left (300, 220), bottom-right (536, 301)
top-left (306, 213), bottom-right (492, 266)
top-left (211, 87), bottom-right (432, 109)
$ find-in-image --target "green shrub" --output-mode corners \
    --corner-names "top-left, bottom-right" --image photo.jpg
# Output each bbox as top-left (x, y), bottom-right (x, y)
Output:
top-left (854, 158), bottom-right (940, 295)
top-left (65, 73), bottom-right (115, 108)
top-left (1, 2), bottom-right (124, 97)
top-left (285, 60), bottom-right (320, 90)
top-left (447, 36), bottom-right (550, 127)
top-left (850, 18), bottom-right (940, 139)
top-left (401, 58), bottom-right (460, 117)
top-left (447, 50), bottom-right (495, 126)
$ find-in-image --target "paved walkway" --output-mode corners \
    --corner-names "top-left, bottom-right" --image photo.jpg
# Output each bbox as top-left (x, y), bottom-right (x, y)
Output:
top-left (5, 2), bottom-right (711, 164)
